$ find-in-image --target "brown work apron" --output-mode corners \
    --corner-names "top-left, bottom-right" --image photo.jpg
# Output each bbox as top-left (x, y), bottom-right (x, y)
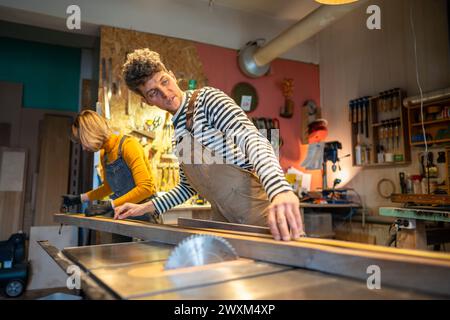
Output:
top-left (179, 90), bottom-right (271, 226)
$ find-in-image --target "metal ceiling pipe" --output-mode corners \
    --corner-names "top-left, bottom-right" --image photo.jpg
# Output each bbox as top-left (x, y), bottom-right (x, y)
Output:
top-left (239, 0), bottom-right (368, 77)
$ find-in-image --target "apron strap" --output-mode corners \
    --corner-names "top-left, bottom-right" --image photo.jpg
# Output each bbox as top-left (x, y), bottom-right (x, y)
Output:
top-left (117, 135), bottom-right (129, 158)
top-left (186, 89), bottom-right (200, 133)
top-left (103, 135), bottom-right (128, 166)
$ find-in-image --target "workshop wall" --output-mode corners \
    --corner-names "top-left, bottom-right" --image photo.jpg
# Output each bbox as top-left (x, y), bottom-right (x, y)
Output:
top-left (0, 0), bottom-right (319, 64)
top-left (0, 37), bottom-right (81, 111)
top-left (98, 26), bottom-right (209, 192)
top-left (318, 0), bottom-right (450, 214)
top-left (0, 32), bottom-right (96, 235)
top-left (100, 26), bottom-right (322, 191)
top-left (195, 42), bottom-right (322, 189)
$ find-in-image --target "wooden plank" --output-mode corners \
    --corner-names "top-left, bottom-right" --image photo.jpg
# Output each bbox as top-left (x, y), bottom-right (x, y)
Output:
top-left (178, 217), bottom-right (449, 261)
top-left (34, 115), bottom-right (72, 226)
top-left (390, 193), bottom-right (450, 205)
top-left (54, 213), bottom-right (450, 297)
top-left (0, 147), bottom-right (27, 240)
top-left (177, 218), bottom-right (271, 235)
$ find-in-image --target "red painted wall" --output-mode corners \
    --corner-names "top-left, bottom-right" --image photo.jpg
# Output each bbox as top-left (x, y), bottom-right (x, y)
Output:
top-left (195, 43), bottom-right (322, 189)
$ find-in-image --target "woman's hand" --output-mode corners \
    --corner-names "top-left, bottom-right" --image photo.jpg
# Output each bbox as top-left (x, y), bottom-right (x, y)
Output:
top-left (267, 191), bottom-right (305, 241)
top-left (114, 201), bottom-right (155, 220)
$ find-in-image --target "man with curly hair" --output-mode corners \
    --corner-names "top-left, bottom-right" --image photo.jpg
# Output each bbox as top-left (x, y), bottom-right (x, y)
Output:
top-left (115, 48), bottom-right (305, 241)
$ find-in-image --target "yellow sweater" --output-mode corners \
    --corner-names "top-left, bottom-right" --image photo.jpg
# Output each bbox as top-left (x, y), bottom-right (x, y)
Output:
top-left (86, 134), bottom-right (157, 207)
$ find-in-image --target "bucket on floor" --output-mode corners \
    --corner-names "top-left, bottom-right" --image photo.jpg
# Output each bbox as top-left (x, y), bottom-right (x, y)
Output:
top-left (38, 292), bottom-right (82, 300)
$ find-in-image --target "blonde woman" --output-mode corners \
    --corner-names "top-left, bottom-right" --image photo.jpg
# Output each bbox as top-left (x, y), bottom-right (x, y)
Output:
top-left (62, 110), bottom-right (157, 220)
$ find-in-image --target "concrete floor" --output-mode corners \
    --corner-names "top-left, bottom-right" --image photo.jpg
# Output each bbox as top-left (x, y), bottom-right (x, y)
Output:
top-left (0, 287), bottom-right (81, 300)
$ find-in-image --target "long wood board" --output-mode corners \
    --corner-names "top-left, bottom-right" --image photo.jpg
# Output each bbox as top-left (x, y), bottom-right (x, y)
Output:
top-left (34, 115), bottom-right (72, 226)
top-left (54, 213), bottom-right (450, 297)
top-left (391, 193), bottom-right (450, 205)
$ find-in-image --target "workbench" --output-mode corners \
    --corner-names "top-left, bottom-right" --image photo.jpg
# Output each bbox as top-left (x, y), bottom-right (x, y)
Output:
top-left (379, 206), bottom-right (450, 250)
top-left (40, 213), bottom-right (450, 300)
top-left (163, 203), bottom-right (212, 224)
top-left (300, 203), bottom-right (362, 238)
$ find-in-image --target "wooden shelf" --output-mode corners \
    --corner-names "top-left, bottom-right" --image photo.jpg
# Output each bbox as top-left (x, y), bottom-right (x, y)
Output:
top-left (412, 118), bottom-right (450, 127)
top-left (350, 88), bottom-right (411, 168)
top-left (131, 129), bottom-right (155, 140)
top-left (406, 99), bottom-right (450, 109)
top-left (355, 161), bottom-right (411, 168)
top-left (411, 138), bottom-right (450, 146)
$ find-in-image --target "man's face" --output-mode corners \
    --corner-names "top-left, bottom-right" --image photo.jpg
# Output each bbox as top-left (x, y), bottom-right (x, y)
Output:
top-left (138, 71), bottom-right (183, 114)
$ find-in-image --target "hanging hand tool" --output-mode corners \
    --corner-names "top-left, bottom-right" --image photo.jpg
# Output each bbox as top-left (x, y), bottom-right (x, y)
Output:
top-left (362, 100), bottom-right (366, 137)
top-left (427, 152), bottom-right (438, 178)
top-left (349, 101), bottom-right (354, 135)
top-left (365, 98), bottom-right (370, 138)
top-left (388, 123), bottom-right (394, 153)
top-left (107, 57), bottom-right (113, 100)
top-left (358, 101), bottom-right (363, 137)
top-left (399, 172), bottom-right (407, 194)
top-left (101, 58), bottom-right (110, 117)
top-left (395, 119), bottom-right (401, 152)
top-left (354, 101), bottom-right (359, 139)
top-left (272, 118), bottom-right (283, 147)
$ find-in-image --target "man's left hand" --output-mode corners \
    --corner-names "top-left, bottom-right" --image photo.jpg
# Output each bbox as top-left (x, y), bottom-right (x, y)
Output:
top-left (268, 191), bottom-right (305, 241)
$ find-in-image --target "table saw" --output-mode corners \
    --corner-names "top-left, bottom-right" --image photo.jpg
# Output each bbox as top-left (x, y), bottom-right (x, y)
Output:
top-left (40, 213), bottom-right (450, 300)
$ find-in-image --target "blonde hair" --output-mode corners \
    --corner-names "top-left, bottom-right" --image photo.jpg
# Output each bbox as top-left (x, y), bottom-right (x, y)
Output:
top-left (71, 110), bottom-right (112, 151)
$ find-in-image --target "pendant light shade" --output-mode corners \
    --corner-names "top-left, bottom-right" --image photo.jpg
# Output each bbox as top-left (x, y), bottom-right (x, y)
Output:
top-left (315, 0), bottom-right (359, 5)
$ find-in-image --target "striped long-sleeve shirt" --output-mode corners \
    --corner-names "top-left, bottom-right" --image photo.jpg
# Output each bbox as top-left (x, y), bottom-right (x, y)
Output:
top-left (152, 86), bottom-right (292, 215)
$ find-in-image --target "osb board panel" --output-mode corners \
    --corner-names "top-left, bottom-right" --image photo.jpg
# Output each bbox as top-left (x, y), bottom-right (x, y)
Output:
top-left (98, 26), bottom-right (208, 191)
top-left (34, 115), bottom-right (72, 226)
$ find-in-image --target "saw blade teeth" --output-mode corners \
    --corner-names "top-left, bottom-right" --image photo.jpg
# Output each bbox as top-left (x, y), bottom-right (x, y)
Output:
top-left (164, 234), bottom-right (238, 270)
top-left (208, 235), bottom-right (238, 257)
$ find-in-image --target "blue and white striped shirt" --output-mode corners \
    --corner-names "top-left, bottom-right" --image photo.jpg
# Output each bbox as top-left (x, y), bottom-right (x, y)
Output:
top-left (152, 87), bottom-right (292, 214)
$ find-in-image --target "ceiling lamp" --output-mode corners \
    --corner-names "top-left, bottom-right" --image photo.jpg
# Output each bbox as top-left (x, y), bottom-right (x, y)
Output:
top-left (315, 0), bottom-right (359, 5)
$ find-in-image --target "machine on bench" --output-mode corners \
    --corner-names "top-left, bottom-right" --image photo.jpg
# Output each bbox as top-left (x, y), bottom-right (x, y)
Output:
top-left (380, 194), bottom-right (450, 250)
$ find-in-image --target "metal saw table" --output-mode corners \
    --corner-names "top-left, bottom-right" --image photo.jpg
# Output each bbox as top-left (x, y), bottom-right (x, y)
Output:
top-left (42, 213), bottom-right (450, 300)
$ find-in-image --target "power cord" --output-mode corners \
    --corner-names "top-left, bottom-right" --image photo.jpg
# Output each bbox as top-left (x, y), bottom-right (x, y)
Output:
top-left (410, 3), bottom-right (431, 194)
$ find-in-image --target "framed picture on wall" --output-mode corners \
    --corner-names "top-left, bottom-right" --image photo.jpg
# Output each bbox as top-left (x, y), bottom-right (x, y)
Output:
top-left (232, 82), bottom-right (258, 113)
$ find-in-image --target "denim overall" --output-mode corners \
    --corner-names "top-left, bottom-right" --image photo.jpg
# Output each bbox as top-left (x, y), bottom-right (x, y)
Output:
top-left (104, 135), bottom-right (136, 201)
top-left (104, 135), bottom-right (154, 223)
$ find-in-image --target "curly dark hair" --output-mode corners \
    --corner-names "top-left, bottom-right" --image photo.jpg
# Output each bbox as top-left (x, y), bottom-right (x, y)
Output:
top-left (122, 48), bottom-right (168, 95)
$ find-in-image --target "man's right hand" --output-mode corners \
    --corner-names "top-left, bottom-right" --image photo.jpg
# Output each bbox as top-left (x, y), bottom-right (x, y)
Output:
top-left (62, 194), bottom-right (82, 207)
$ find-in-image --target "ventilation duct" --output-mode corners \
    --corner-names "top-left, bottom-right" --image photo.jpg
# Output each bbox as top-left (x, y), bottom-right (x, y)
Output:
top-left (238, 0), bottom-right (368, 77)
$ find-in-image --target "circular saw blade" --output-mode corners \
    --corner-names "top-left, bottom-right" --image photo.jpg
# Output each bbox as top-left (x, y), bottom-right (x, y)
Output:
top-left (164, 235), bottom-right (238, 270)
